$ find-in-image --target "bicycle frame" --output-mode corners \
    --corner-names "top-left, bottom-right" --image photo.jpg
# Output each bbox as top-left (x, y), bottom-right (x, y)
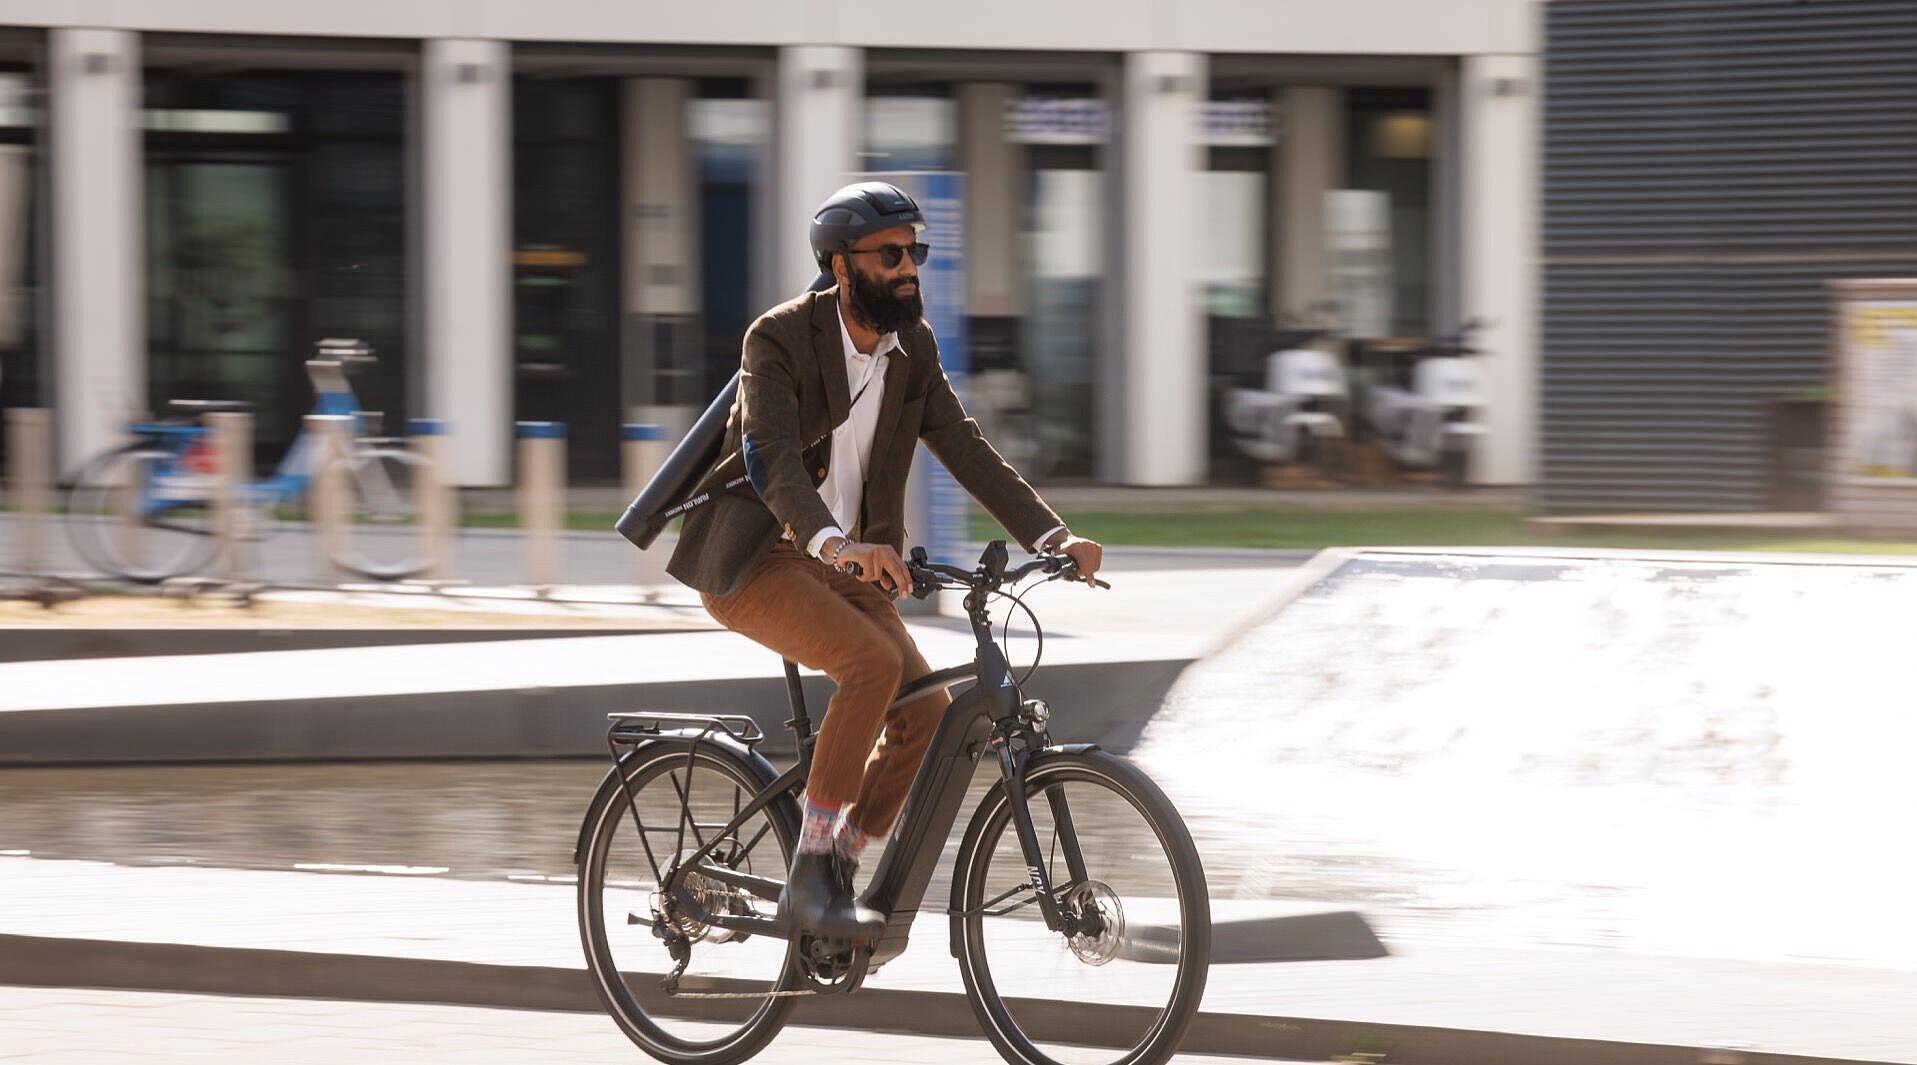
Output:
top-left (607, 564), bottom-right (1091, 973)
top-left (121, 358), bottom-right (371, 516)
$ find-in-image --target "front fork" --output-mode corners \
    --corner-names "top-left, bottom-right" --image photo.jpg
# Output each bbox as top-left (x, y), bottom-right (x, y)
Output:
top-left (990, 710), bottom-right (1097, 937)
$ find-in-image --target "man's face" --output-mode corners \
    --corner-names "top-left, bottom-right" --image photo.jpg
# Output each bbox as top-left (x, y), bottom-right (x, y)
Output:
top-left (838, 224), bottom-right (924, 335)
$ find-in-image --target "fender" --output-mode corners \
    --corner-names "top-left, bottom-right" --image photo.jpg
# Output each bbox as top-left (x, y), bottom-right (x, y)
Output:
top-left (573, 730), bottom-right (792, 866)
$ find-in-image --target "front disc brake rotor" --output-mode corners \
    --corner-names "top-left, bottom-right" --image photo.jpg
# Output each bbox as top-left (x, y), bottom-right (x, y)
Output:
top-left (1063, 880), bottom-right (1123, 966)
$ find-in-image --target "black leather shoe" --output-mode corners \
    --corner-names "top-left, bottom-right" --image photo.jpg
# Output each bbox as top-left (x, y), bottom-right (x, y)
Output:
top-left (779, 850), bottom-right (883, 944)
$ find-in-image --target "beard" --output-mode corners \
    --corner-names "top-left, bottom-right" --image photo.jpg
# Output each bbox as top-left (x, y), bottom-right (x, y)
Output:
top-left (845, 260), bottom-right (924, 335)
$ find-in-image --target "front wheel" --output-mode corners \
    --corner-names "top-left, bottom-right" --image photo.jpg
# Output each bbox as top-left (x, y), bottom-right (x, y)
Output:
top-left (952, 750), bottom-right (1210, 1065)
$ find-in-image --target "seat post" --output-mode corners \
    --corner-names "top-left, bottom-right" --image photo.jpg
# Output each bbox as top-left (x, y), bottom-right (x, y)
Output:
top-left (781, 659), bottom-right (816, 753)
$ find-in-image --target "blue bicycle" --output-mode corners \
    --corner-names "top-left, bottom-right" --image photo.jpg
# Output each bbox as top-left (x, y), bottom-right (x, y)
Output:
top-left (63, 339), bottom-right (433, 583)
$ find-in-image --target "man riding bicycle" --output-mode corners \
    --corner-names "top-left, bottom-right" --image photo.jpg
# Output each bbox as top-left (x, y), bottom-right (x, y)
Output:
top-left (664, 181), bottom-right (1102, 946)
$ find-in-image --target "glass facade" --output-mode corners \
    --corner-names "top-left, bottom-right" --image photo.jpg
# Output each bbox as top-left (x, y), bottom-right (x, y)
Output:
top-left (690, 84), bottom-right (767, 405)
top-left (0, 55), bottom-right (42, 425)
top-left (1346, 87), bottom-right (1433, 339)
top-left (143, 67), bottom-right (409, 468)
top-left (511, 70), bottom-right (768, 481)
top-left (13, 35), bottom-right (1452, 489)
top-left (511, 76), bottom-right (620, 479)
top-left (862, 79), bottom-right (1110, 484)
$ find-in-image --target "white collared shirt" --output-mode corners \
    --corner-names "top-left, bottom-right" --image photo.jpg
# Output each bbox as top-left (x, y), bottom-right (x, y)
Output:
top-left (804, 305), bottom-right (899, 557)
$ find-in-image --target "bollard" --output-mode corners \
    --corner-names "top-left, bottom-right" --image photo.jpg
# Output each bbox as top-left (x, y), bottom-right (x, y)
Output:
top-left (305, 414), bottom-right (353, 583)
top-left (516, 421), bottom-right (565, 589)
top-left (622, 423), bottom-right (669, 597)
top-left (410, 418), bottom-right (456, 580)
top-left (4, 407), bottom-right (51, 574)
top-left (206, 411), bottom-right (252, 579)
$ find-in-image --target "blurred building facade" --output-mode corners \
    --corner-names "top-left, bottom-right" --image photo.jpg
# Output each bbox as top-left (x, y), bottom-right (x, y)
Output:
top-left (0, 2), bottom-right (1537, 488)
top-left (1541, 0), bottom-right (1917, 513)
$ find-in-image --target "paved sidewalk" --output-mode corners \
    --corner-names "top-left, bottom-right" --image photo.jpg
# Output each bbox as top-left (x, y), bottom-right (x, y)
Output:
top-left (3, 857), bottom-right (1913, 1065)
top-left (0, 986), bottom-right (1289, 1064)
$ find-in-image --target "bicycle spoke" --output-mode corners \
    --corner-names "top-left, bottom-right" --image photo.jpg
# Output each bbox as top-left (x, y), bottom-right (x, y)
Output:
top-left (957, 757), bottom-right (1209, 1065)
top-left (582, 747), bottom-right (799, 1060)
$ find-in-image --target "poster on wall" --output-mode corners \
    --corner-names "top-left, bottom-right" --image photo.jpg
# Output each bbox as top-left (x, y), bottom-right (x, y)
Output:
top-left (1841, 300), bottom-right (1917, 482)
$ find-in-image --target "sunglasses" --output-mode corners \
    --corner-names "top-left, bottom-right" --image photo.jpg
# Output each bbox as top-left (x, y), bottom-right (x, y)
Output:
top-left (843, 242), bottom-right (931, 269)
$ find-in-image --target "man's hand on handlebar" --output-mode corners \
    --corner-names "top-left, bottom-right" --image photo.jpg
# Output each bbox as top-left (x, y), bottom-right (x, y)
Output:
top-left (1044, 532), bottom-right (1105, 587)
top-left (835, 541), bottom-right (912, 595)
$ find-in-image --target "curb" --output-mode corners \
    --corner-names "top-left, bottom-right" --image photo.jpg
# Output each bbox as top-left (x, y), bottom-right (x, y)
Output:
top-left (0, 658), bottom-right (1193, 764)
top-left (0, 934), bottom-right (1874, 1065)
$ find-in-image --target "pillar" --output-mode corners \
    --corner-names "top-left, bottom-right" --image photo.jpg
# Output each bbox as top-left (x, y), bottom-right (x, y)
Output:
top-left (423, 39), bottom-right (512, 487)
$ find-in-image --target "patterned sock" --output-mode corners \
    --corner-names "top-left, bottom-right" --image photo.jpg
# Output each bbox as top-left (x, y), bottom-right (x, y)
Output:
top-left (833, 817), bottom-right (871, 865)
top-left (798, 795), bottom-right (841, 855)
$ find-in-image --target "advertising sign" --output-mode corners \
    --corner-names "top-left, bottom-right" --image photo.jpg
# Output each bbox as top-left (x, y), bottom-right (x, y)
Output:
top-left (859, 171), bottom-right (970, 576)
top-left (1841, 300), bottom-right (1917, 482)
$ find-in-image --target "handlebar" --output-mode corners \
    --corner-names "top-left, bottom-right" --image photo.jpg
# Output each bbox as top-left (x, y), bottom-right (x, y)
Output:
top-left (837, 544), bottom-right (1109, 598)
top-left (905, 545), bottom-right (1109, 600)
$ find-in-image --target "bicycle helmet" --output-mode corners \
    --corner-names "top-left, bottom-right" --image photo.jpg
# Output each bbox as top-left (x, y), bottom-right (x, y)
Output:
top-left (809, 181), bottom-right (926, 271)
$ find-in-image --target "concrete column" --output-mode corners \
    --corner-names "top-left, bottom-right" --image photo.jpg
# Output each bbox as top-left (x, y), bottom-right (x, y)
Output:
top-left (1429, 63), bottom-right (1464, 336)
top-left (621, 79), bottom-right (700, 418)
top-left (622, 423), bottom-right (668, 595)
top-left (306, 414), bottom-right (352, 583)
top-left (1273, 86), bottom-right (1344, 319)
top-left (1459, 54), bottom-right (1539, 486)
top-left (958, 82), bottom-right (1019, 318)
top-left (1118, 51), bottom-right (1206, 485)
top-left (207, 411), bottom-right (252, 579)
top-left (516, 421), bottom-right (565, 588)
top-left (6, 407), bottom-right (50, 573)
top-left (423, 39), bottom-right (511, 487)
top-left (777, 46), bottom-right (860, 294)
top-left (49, 29), bottom-right (142, 477)
top-left (410, 418), bottom-right (456, 580)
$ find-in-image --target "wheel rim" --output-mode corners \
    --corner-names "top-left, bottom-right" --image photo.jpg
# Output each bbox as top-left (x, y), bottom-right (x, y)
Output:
top-left (961, 763), bottom-right (1206, 1065)
top-left (582, 751), bottom-right (797, 1056)
top-left (333, 447), bottom-right (430, 580)
top-left (67, 449), bottom-right (217, 582)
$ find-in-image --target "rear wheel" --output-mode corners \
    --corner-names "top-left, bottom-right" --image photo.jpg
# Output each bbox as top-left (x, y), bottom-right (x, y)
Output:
top-left (953, 750), bottom-right (1210, 1065)
top-left (577, 744), bottom-right (800, 1065)
top-left (65, 446), bottom-right (218, 583)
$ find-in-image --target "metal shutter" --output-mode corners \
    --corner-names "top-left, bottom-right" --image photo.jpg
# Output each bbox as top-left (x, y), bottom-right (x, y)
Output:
top-left (1542, 0), bottom-right (1917, 512)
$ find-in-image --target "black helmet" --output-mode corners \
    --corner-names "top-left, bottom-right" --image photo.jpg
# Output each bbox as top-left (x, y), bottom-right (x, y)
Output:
top-left (809, 181), bottom-right (925, 271)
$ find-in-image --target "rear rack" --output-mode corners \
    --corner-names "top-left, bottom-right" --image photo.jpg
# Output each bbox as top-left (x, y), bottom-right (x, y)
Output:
top-left (607, 711), bottom-right (765, 747)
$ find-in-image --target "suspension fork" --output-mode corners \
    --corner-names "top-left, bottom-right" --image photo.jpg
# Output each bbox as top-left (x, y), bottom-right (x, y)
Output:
top-left (991, 726), bottom-right (1093, 936)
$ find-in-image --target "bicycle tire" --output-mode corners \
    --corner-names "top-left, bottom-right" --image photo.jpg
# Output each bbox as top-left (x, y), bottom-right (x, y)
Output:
top-left (577, 741), bottom-right (801, 1065)
top-left (64, 444), bottom-right (219, 583)
top-left (952, 749), bottom-right (1210, 1065)
top-left (328, 444), bottom-right (431, 581)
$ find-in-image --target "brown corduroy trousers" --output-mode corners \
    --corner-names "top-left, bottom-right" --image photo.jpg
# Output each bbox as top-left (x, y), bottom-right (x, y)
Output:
top-left (699, 541), bottom-right (951, 838)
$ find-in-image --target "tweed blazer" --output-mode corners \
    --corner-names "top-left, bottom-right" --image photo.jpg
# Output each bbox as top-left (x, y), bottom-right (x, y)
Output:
top-left (667, 286), bottom-right (1063, 597)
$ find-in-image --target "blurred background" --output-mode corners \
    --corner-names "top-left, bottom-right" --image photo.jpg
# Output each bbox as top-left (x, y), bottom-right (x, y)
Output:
top-left (2, 0), bottom-right (1906, 519)
top-left (9, 2), bottom-right (1917, 1063)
